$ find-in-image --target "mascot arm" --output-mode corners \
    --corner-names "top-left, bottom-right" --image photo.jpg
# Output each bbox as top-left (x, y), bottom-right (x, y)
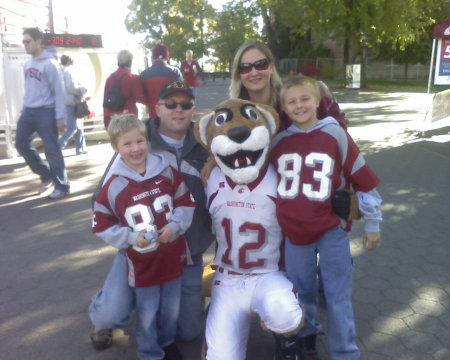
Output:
top-left (200, 156), bottom-right (216, 187)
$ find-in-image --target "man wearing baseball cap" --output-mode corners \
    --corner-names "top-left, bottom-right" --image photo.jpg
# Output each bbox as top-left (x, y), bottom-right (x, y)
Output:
top-left (140, 44), bottom-right (183, 118)
top-left (89, 80), bottom-right (215, 356)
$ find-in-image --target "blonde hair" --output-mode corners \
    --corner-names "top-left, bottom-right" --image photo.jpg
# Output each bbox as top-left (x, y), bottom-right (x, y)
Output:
top-left (280, 75), bottom-right (321, 107)
top-left (117, 49), bottom-right (133, 67)
top-left (107, 113), bottom-right (147, 146)
top-left (229, 40), bottom-right (282, 108)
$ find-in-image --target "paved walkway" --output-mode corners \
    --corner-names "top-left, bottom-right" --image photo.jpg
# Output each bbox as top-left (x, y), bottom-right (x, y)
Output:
top-left (0, 80), bottom-right (449, 360)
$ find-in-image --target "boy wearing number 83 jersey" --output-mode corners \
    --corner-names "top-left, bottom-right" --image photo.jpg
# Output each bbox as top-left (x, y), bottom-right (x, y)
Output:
top-left (92, 114), bottom-right (195, 360)
top-left (270, 76), bottom-right (382, 360)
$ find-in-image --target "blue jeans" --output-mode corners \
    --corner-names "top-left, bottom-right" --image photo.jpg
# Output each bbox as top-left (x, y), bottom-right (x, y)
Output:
top-left (135, 277), bottom-right (182, 360)
top-left (177, 254), bottom-right (204, 341)
top-left (190, 86), bottom-right (198, 99)
top-left (88, 249), bottom-right (134, 330)
top-left (88, 250), bottom-right (205, 341)
top-left (58, 105), bottom-right (86, 153)
top-left (15, 107), bottom-right (69, 192)
top-left (284, 227), bottom-right (360, 360)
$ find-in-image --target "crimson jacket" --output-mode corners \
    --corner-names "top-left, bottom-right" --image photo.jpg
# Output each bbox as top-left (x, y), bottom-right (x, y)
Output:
top-left (140, 61), bottom-right (183, 118)
top-left (181, 60), bottom-right (201, 87)
top-left (103, 67), bottom-right (145, 128)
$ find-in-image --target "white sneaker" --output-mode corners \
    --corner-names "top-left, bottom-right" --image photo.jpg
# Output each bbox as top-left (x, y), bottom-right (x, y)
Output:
top-left (38, 180), bottom-right (52, 194)
top-left (48, 189), bottom-right (69, 200)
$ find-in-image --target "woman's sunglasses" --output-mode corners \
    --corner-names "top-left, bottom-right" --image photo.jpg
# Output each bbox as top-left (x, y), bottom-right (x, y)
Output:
top-left (238, 58), bottom-right (270, 74)
top-left (159, 100), bottom-right (194, 110)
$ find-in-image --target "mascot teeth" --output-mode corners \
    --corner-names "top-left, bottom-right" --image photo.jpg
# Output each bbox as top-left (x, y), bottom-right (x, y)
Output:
top-left (220, 149), bottom-right (263, 170)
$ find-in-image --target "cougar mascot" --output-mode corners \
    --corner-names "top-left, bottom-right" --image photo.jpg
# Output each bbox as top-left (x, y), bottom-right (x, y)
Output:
top-left (195, 99), bottom-right (304, 360)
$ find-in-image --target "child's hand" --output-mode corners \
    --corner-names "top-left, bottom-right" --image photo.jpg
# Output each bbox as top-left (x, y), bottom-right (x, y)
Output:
top-left (136, 232), bottom-right (151, 248)
top-left (157, 225), bottom-right (173, 244)
top-left (363, 232), bottom-right (380, 250)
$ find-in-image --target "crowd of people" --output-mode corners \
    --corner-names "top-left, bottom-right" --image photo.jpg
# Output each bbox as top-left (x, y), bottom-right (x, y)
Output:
top-left (17, 27), bottom-right (382, 360)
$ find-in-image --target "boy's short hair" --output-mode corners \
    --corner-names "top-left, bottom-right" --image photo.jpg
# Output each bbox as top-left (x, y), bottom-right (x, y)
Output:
top-left (107, 113), bottom-right (147, 146)
top-left (280, 75), bottom-right (321, 105)
top-left (23, 27), bottom-right (44, 41)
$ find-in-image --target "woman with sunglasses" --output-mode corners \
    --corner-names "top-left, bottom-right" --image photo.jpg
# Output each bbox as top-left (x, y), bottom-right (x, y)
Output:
top-left (230, 40), bottom-right (347, 131)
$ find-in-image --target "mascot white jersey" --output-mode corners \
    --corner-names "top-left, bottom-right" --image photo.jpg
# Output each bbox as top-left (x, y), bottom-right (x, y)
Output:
top-left (195, 99), bottom-right (304, 360)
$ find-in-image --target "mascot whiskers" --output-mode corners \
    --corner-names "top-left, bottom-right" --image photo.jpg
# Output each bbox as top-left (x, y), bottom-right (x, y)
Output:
top-left (195, 99), bottom-right (304, 359)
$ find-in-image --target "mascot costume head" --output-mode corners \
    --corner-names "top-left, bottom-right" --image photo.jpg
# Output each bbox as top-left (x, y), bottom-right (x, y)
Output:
top-left (195, 98), bottom-right (279, 184)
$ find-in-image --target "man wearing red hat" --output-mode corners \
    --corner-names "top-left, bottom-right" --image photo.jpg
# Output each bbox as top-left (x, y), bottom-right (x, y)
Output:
top-left (140, 43), bottom-right (183, 118)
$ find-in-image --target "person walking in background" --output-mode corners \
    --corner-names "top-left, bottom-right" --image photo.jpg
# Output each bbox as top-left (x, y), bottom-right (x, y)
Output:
top-left (58, 55), bottom-right (88, 155)
top-left (15, 27), bottom-right (70, 200)
top-left (180, 49), bottom-right (201, 98)
top-left (103, 49), bottom-right (145, 129)
top-left (140, 43), bottom-right (183, 118)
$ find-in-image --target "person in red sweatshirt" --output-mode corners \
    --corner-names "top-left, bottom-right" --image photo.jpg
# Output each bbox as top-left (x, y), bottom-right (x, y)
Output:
top-left (103, 49), bottom-right (145, 129)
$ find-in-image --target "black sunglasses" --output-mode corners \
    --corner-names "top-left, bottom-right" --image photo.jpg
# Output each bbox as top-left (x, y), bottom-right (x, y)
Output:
top-left (238, 58), bottom-right (270, 74)
top-left (159, 100), bottom-right (194, 110)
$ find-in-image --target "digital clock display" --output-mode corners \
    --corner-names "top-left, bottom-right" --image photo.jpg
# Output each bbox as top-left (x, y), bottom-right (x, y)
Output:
top-left (44, 34), bottom-right (103, 48)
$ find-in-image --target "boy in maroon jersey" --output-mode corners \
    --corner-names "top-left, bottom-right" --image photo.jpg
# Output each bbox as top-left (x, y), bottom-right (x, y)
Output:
top-left (270, 76), bottom-right (382, 360)
top-left (92, 113), bottom-right (196, 360)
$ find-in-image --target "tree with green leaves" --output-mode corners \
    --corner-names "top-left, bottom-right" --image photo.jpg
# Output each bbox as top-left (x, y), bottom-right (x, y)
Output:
top-left (255, 0), bottom-right (448, 87)
top-left (125, 0), bottom-right (215, 63)
top-left (208, 0), bottom-right (261, 71)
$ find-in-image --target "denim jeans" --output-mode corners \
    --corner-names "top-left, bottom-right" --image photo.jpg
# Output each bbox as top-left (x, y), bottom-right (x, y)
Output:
top-left (88, 250), bottom-right (205, 341)
top-left (58, 105), bottom-right (86, 153)
top-left (135, 277), bottom-right (182, 360)
top-left (88, 249), bottom-right (134, 330)
top-left (285, 226), bottom-right (360, 360)
top-left (15, 107), bottom-right (69, 192)
top-left (177, 254), bottom-right (204, 341)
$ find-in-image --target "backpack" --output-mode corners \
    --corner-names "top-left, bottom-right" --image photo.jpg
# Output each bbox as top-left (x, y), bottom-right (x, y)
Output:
top-left (103, 73), bottom-right (127, 110)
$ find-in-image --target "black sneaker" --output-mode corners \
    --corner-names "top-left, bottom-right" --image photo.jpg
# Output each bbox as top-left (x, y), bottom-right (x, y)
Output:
top-left (90, 328), bottom-right (113, 350)
top-left (163, 342), bottom-right (182, 360)
top-left (299, 334), bottom-right (320, 360)
top-left (274, 335), bottom-right (301, 360)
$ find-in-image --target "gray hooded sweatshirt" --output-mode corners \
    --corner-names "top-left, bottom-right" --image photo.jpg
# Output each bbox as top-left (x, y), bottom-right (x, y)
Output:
top-left (96, 152), bottom-right (195, 248)
top-left (22, 46), bottom-right (66, 123)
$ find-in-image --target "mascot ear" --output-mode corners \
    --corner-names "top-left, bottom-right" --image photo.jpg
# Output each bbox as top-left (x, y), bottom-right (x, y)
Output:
top-left (255, 104), bottom-right (279, 136)
top-left (195, 111), bottom-right (215, 148)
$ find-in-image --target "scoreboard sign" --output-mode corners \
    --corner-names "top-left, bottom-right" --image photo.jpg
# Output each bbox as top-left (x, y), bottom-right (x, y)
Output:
top-left (44, 34), bottom-right (103, 48)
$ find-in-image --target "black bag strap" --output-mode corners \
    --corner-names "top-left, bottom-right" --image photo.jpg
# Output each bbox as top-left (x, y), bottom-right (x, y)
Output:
top-left (111, 72), bottom-right (129, 98)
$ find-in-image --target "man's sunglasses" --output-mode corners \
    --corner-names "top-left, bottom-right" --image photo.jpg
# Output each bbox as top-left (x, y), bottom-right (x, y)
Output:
top-left (238, 58), bottom-right (270, 74)
top-left (159, 100), bottom-right (194, 110)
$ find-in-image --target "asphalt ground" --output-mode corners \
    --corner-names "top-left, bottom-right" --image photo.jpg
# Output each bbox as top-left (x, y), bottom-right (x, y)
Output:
top-left (0, 79), bottom-right (449, 360)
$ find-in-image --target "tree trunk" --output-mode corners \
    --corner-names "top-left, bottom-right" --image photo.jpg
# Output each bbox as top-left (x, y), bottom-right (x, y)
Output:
top-left (403, 63), bottom-right (409, 81)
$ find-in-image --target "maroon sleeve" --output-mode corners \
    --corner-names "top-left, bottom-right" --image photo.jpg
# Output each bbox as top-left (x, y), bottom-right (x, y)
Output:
top-left (318, 95), bottom-right (347, 130)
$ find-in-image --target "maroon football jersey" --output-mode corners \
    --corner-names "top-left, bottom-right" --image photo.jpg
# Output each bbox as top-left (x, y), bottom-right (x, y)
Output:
top-left (270, 121), bottom-right (380, 245)
top-left (93, 166), bottom-right (195, 287)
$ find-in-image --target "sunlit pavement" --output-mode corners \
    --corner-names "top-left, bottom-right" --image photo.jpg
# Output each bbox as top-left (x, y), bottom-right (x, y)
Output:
top-left (0, 80), bottom-right (449, 360)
